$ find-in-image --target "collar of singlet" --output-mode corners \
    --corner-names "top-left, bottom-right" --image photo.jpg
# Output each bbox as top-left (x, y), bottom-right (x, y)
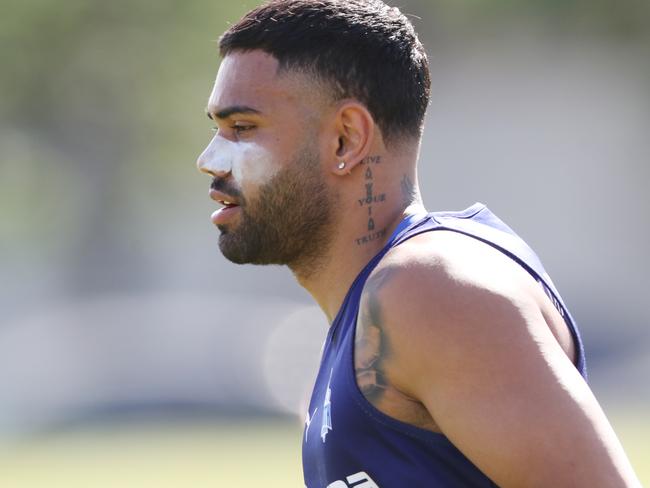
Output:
top-left (386, 211), bottom-right (429, 246)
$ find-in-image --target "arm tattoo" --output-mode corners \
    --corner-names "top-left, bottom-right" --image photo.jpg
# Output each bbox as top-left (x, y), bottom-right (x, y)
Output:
top-left (355, 270), bottom-right (392, 403)
top-left (355, 269), bottom-right (442, 432)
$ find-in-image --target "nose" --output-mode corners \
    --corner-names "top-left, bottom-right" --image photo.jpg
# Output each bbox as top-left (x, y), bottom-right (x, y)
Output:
top-left (196, 136), bottom-right (232, 178)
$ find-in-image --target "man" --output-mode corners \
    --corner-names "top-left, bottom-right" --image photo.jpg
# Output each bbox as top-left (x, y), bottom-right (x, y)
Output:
top-left (196, 1), bottom-right (641, 486)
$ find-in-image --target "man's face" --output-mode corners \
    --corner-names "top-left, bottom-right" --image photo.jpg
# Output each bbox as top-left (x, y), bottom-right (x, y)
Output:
top-left (197, 51), bottom-right (335, 267)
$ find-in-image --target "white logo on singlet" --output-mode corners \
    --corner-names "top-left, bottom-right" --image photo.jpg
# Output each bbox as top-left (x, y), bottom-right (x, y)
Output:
top-left (321, 369), bottom-right (334, 442)
top-left (304, 407), bottom-right (318, 443)
top-left (325, 471), bottom-right (380, 488)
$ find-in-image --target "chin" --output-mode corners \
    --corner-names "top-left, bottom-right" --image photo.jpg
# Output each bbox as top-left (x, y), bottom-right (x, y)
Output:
top-left (218, 233), bottom-right (249, 265)
top-left (217, 232), bottom-right (270, 265)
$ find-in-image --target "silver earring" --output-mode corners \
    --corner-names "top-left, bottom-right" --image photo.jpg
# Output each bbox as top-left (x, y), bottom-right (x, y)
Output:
top-left (338, 161), bottom-right (346, 170)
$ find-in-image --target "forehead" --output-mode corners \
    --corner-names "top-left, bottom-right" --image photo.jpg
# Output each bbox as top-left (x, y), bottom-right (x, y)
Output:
top-left (208, 50), bottom-right (318, 117)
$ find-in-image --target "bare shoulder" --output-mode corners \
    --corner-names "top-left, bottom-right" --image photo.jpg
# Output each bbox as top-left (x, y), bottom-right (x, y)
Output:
top-left (360, 230), bottom-right (546, 357)
top-left (358, 230), bottom-right (538, 358)
top-left (368, 229), bottom-right (542, 307)
top-left (357, 230), bottom-right (641, 487)
top-left (354, 229), bottom-right (543, 429)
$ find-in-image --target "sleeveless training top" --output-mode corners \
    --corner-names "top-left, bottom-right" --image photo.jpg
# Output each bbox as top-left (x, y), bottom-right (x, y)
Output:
top-left (302, 203), bottom-right (587, 488)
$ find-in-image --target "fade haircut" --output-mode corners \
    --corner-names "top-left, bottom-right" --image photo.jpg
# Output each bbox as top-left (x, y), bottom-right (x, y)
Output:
top-left (219, 0), bottom-right (431, 144)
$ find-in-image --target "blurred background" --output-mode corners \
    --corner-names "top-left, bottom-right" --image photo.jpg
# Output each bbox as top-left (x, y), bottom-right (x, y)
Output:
top-left (1, 0), bottom-right (649, 485)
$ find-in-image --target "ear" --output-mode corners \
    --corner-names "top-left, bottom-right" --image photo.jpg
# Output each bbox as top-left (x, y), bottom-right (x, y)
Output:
top-left (329, 101), bottom-right (375, 176)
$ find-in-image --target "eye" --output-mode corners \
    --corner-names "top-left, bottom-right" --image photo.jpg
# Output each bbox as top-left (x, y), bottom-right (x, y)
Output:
top-left (210, 123), bottom-right (255, 138)
top-left (232, 123), bottom-right (255, 134)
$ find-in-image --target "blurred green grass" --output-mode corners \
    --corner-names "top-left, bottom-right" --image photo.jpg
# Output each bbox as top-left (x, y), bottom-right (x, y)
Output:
top-left (0, 419), bottom-right (304, 488)
top-left (0, 411), bottom-right (647, 487)
top-left (608, 409), bottom-right (650, 486)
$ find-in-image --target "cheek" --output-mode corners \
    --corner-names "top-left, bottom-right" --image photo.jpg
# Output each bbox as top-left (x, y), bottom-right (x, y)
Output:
top-left (232, 143), bottom-right (279, 186)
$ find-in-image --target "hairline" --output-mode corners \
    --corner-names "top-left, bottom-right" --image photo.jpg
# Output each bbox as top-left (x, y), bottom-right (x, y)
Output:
top-left (219, 46), bottom-right (424, 146)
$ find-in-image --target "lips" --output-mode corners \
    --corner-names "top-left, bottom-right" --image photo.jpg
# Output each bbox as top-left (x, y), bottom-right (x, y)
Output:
top-left (209, 189), bottom-right (242, 225)
top-left (209, 189), bottom-right (240, 207)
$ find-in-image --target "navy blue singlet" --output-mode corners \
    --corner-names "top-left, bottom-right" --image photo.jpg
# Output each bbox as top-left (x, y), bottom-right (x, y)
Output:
top-left (302, 203), bottom-right (587, 488)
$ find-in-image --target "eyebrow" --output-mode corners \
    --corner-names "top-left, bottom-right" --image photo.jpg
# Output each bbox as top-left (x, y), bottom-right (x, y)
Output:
top-left (206, 105), bottom-right (262, 120)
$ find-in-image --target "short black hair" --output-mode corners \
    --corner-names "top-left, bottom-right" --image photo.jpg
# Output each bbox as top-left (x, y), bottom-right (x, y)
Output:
top-left (219, 0), bottom-right (431, 144)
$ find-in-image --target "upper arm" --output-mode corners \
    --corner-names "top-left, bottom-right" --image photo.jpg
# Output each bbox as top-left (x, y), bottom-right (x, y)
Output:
top-left (363, 233), bottom-right (640, 487)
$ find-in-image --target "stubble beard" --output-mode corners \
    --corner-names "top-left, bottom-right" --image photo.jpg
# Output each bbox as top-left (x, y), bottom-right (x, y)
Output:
top-left (217, 145), bottom-right (335, 274)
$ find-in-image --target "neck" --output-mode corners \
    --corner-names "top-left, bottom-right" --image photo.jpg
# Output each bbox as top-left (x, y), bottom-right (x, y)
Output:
top-left (289, 151), bottom-right (425, 323)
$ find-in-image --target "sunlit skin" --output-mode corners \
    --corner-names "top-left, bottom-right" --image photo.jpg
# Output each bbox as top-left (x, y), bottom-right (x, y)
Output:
top-left (197, 50), bottom-right (641, 487)
top-left (199, 53), bottom-right (323, 188)
top-left (197, 50), bottom-right (425, 320)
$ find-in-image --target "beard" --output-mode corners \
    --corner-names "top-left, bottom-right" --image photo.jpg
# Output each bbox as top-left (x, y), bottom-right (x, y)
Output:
top-left (215, 145), bottom-right (335, 271)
